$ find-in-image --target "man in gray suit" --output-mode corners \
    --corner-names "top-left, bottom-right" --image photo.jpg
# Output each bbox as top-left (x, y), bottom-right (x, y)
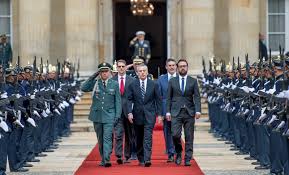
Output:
top-left (112, 59), bottom-right (135, 164)
top-left (166, 59), bottom-right (201, 166)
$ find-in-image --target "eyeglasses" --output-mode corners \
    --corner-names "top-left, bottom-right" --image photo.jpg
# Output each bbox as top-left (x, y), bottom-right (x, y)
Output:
top-left (117, 66), bottom-right (125, 68)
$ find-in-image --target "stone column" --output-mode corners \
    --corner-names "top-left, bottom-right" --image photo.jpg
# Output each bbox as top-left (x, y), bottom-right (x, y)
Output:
top-left (167, 0), bottom-right (184, 59)
top-left (65, 0), bottom-right (97, 76)
top-left (18, 0), bottom-right (50, 65)
top-left (182, 0), bottom-right (215, 75)
top-left (214, 0), bottom-right (230, 63)
top-left (228, 0), bottom-right (259, 63)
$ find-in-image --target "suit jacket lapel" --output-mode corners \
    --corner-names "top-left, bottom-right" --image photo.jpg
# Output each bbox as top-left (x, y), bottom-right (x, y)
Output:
top-left (144, 79), bottom-right (152, 102)
top-left (176, 76), bottom-right (182, 93)
top-left (184, 76), bottom-right (191, 95)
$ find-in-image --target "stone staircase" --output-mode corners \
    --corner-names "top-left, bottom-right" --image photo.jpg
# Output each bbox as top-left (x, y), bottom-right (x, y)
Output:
top-left (71, 92), bottom-right (210, 132)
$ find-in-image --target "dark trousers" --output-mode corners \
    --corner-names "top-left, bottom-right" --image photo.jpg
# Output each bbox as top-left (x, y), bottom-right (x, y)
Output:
top-left (134, 123), bottom-right (154, 162)
top-left (114, 112), bottom-right (134, 159)
top-left (171, 108), bottom-right (195, 161)
top-left (0, 130), bottom-right (8, 175)
top-left (163, 119), bottom-right (175, 157)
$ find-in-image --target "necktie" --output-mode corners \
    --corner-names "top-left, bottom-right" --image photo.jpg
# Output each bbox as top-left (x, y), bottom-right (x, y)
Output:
top-left (181, 77), bottom-right (185, 95)
top-left (141, 81), bottom-right (145, 100)
top-left (103, 81), bottom-right (106, 89)
top-left (120, 77), bottom-right (124, 95)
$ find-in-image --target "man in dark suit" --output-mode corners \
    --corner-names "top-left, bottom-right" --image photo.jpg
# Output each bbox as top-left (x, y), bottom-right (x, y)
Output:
top-left (112, 59), bottom-right (135, 164)
top-left (157, 58), bottom-right (177, 162)
top-left (127, 64), bottom-right (161, 167)
top-left (166, 59), bottom-right (201, 166)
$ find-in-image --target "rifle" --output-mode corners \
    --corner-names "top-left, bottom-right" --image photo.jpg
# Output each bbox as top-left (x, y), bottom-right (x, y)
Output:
top-left (77, 59), bottom-right (80, 79)
top-left (245, 54), bottom-right (251, 87)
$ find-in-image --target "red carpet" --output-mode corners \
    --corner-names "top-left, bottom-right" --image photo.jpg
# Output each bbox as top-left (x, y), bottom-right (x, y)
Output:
top-left (75, 123), bottom-right (204, 175)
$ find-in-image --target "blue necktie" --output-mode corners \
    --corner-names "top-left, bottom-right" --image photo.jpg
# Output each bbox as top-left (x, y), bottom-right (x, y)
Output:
top-left (181, 77), bottom-right (185, 95)
top-left (141, 81), bottom-right (145, 100)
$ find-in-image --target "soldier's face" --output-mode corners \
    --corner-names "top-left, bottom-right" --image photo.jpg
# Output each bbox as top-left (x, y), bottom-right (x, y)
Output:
top-left (137, 66), bottom-right (148, 80)
top-left (137, 35), bottom-right (144, 40)
top-left (166, 61), bottom-right (177, 75)
top-left (100, 69), bottom-right (110, 80)
top-left (177, 61), bottom-right (188, 76)
top-left (117, 62), bottom-right (126, 75)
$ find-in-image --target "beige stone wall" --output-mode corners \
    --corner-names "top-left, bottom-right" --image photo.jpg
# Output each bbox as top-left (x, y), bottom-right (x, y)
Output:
top-left (18, 0), bottom-right (51, 65)
top-left (228, 0), bottom-right (260, 64)
top-left (50, 0), bottom-right (66, 64)
top-left (214, 0), bottom-right (230, 63)
top-left (182, 0), bottom-right (215, 75)
top-left (10, 0), bottom-right (267, 75)
top-left (65, 0), bottom-right (98, 76)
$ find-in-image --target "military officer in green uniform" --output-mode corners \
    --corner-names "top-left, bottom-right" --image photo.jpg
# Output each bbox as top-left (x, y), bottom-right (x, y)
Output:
top-left (129, 31), bottom-right (151, 64)
top-left (81, 62), bottom-right (121, 167)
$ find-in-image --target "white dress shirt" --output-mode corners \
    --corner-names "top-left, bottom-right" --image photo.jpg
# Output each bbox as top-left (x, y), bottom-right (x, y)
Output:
top-left (118, 74), bottom-right (126, 87)
top-left (168, 72), bottom-right (177, 81)
top-left (139, 78), bottom-right (148, 92)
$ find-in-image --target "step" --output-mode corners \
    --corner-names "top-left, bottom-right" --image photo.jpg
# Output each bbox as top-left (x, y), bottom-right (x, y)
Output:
top-left (75, 100), bottom-right (92, 105)
top-left (74, 105), bottom-right (91, 110)
top-left (74, 110), bottom-right (90, 116)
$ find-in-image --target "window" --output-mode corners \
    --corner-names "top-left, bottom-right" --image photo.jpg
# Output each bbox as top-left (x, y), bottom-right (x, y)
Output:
top-left (0, 0), bottom-right (12, 42)
top-left (267, 0), bottom-right (289, 53)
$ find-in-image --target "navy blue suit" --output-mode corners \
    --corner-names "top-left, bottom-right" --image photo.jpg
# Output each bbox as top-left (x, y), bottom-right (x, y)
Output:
top-left (157, 74), bottom-right (175, 157)
top-left (127, 78), bottom-right (161, 162)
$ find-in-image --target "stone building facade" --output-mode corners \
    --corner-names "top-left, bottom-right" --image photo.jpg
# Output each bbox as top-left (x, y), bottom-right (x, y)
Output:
top-left (1, 0), bottom-right (288, 76)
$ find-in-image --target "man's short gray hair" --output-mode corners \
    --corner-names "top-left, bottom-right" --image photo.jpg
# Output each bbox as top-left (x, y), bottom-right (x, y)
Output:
top-left (136, 64), bottom-right (148, 71)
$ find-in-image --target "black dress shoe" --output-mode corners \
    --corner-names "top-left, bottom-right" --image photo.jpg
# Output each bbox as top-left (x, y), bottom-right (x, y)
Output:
top-left (53, 143), bottom-right (59, 147)
top-left (116, 158), bottom-right (123, 164)
top-left (49, 145), bottom-right (59, 149)
top-left (138, 161), bottom-right (144, 166)
top-left (124, 157), bottom-right (131, 163)
top-left (43, 149), bottom-right (54, 152)
top-left (23, 163), bottom-right (33, 167)
top-left (217, 138), bottom-right (226, 141)
top-left (36, 153), bottom-right (47, 157)
top-left (99, 161), bottom-right (104, 166)
top-left (167, 156), bottom-right (174, 163)
top-left (104, 162), bottom-right (112, 167)
top-left (28, 158), bottom-right (40, 162)
top-left (267, 173), bottom-right (282, 175)
top-left (145, 161), bottom-right (151, 167)
top-left (251, 161), bottom-right (260, 165)
top-left (225, 141), bottom-right (233, 144)
top-left (184, 160), bottom-right (191, 166)
top-left (255, 165), bottom-right (270, 170)
top-left (244, 156), bottom-right (255, 160)
top-left (235, 151), bottom-right (248, 155)
top-left (230, 148), bottom-right (239, 151)
top-left (175, 153), bottom-right (182, 165)
top-left (11, 167), bottom-right (29, 172)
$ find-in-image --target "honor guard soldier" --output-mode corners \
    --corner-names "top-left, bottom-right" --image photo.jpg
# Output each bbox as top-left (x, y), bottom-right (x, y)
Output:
top-left (129, 31), bottom-right (151, 64)
top-left (81, 62), bottom-right (121, 167)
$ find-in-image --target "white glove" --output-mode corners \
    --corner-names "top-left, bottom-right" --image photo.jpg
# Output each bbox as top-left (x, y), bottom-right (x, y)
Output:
top-left (268, 115), bottom-right (277, 125)
top-left (54, 109), bottom-right (61, 116)
top-left (63, 101), bottom-right (70, 107)
top-left (77, 90), bottom-right (83, 96)
top-left (33, 110), bottom-right (41, 118)
top-left (75, 96), bottom-right (81, 101)
top-left (30, 94), bottom-right (36, 99)
top-left (69, 98), bottom-right (76, 104)
top-left (1, 92), bottom-right (8, 99)
top-left (14, 119), bottom-right (24, 128)
top-left (277, 121), bottom-right (285, 129)
top-left (0, 120), bottom-right (9, 132)
top-left (45, 108), bottom-right (51, 114)
top-left (27, 117), bottom-right (36, 127)
top-left (258, 113), bottom-right (267, 121)
top-left (16, 94), bottom-right (21, 99)
top-left (41, 110), bottom-right (48, 118)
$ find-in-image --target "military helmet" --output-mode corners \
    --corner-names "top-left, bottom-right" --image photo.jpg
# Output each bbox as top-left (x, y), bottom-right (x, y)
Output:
top-left (272, 59), bottom-right (283, 70)
top-left (132, 55), bottom-right (145, 64)
top-left (5, 68), bottom-right (17, 77)
top-left (98, 62), bottom-right (112, 72)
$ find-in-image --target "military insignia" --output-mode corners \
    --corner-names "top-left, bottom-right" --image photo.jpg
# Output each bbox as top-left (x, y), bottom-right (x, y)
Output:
top-left (103, 63), bottom-right (106, 66)
top-left (135, 43), bottom-right (139, 47)
top-left (143, 44), bottom-right (148, 47)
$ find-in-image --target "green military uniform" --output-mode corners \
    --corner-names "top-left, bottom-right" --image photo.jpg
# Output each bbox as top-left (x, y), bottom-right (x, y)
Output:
top-left (81, 63), bottom-right (121, 166)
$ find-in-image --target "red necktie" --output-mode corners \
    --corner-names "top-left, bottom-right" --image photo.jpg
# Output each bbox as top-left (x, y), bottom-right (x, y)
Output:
top-left (120, 77), bottom-right (124, 95)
